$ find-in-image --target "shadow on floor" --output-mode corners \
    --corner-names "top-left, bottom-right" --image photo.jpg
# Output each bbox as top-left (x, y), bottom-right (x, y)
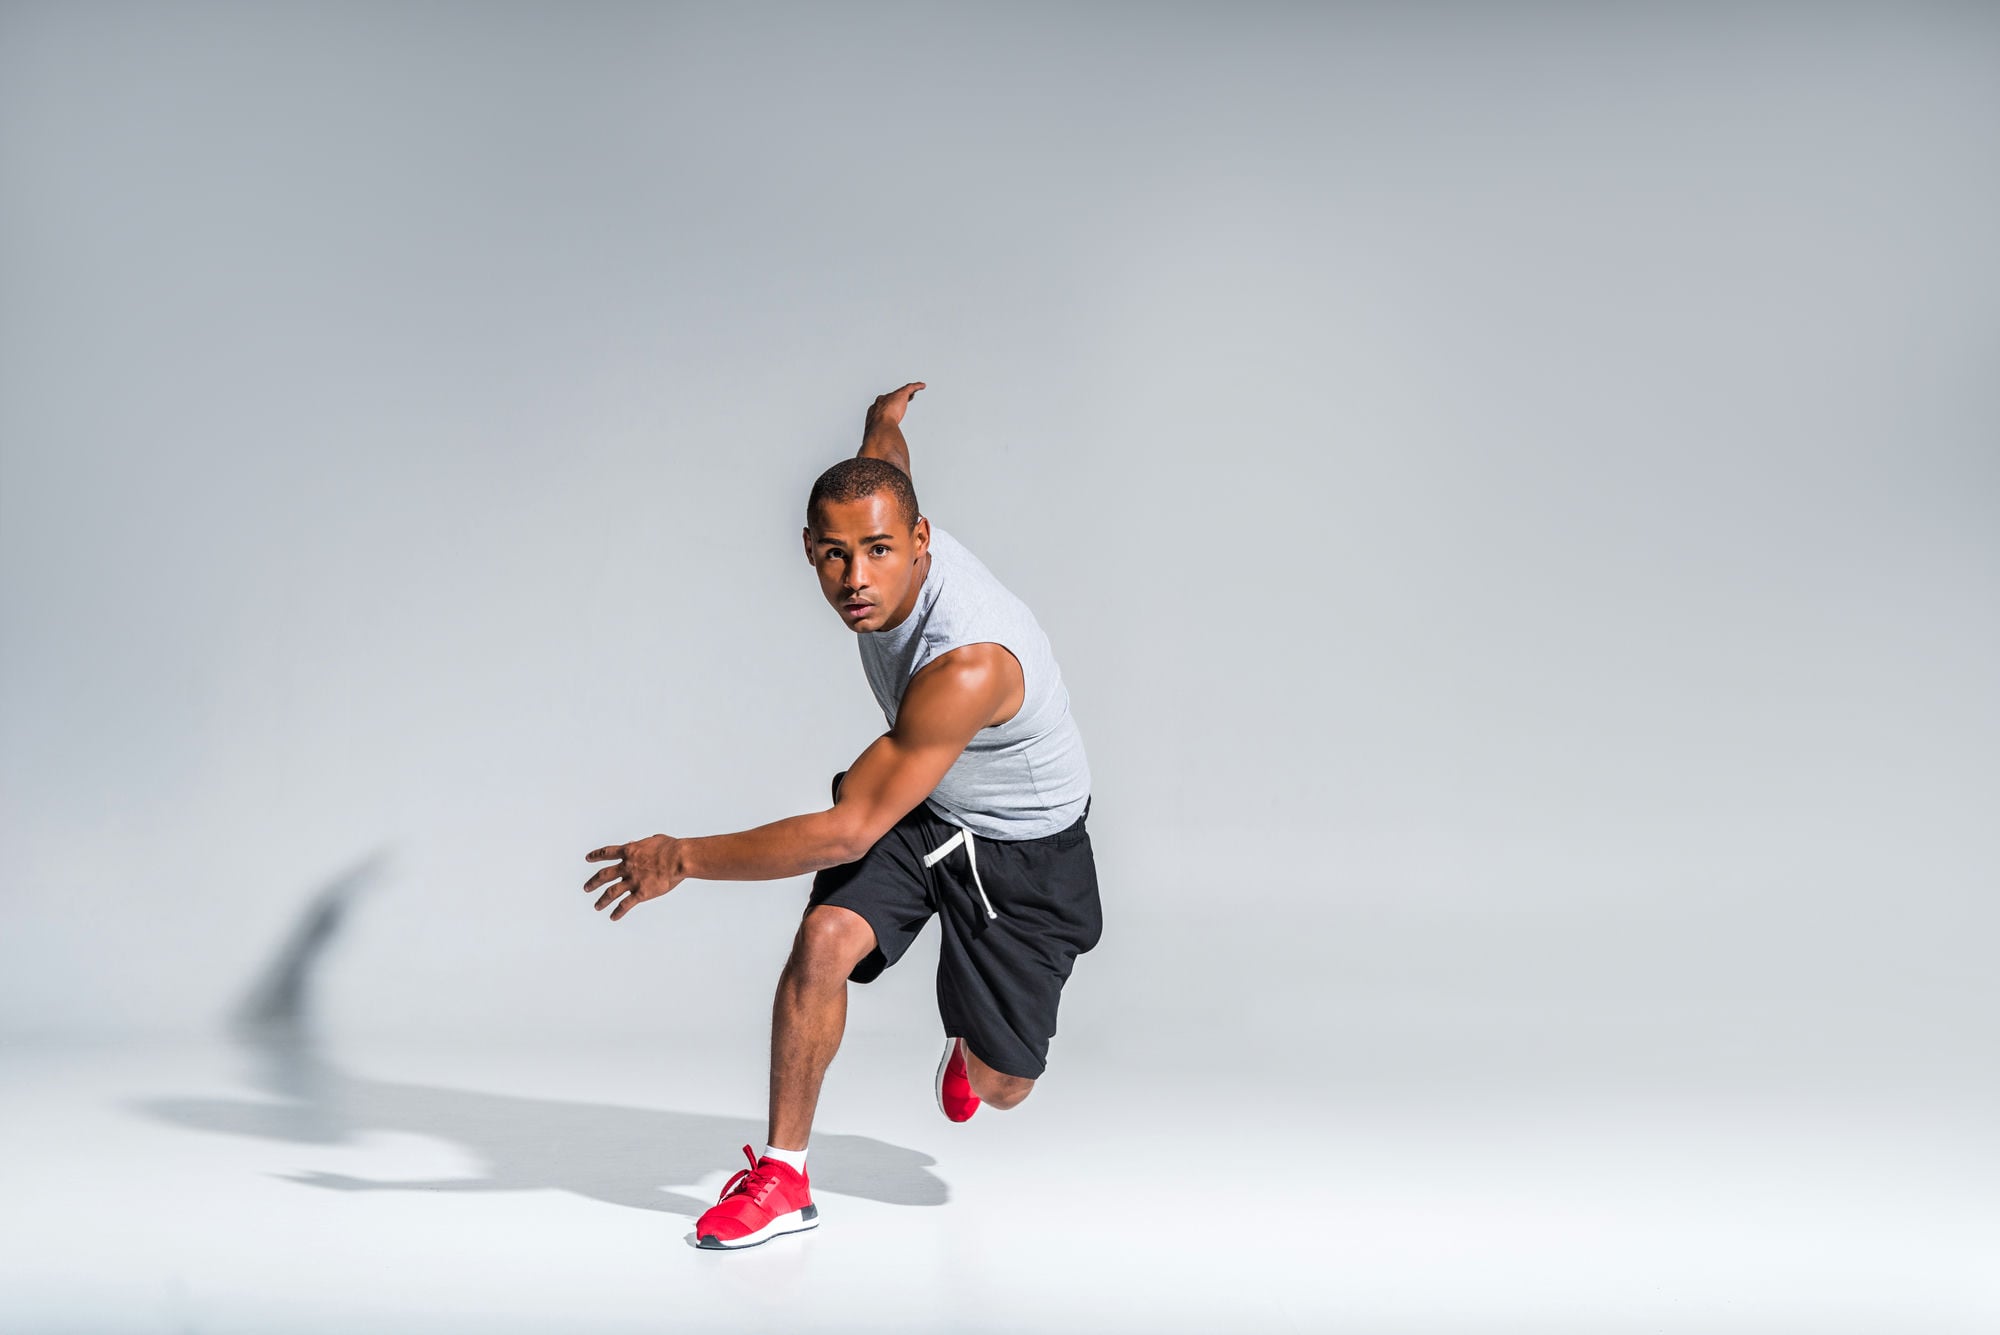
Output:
top-left (126, 851), bottom-right (948, 1220)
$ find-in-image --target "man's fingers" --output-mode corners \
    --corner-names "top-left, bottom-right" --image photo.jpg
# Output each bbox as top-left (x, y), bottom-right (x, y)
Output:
top-left (609, 893), bottom-right (638, 922)
top-left (583, 864), bottom-right (624, 894)
top-left (585, 845), bottom-right (626, 862)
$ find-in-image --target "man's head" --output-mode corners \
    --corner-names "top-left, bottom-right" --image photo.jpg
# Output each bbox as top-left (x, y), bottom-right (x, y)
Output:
top-left (803, 458), bottom-right (928, 633)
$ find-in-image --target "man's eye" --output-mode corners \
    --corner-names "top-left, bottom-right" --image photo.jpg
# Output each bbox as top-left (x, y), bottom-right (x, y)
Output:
top-left (872, 545), bottom-right (890, 556)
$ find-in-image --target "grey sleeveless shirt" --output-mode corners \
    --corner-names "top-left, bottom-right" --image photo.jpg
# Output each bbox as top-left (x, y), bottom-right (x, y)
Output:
top-left (856, 522), bottom-right (1092, 841)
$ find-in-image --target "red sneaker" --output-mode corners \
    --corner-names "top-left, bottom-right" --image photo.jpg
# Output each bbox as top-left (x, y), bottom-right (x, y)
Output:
top-left (935, 1035), bottom-right (980, 1122)
top-left (694, 1145), bottom-right (819, 1250)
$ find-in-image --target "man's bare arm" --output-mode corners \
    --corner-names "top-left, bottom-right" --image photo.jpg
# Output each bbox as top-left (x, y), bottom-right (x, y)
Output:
top-left (681, 650), bottom-right (1007, 878)
top-left (858, 381), bottom-right (925, 480)
top-left (824, 647), bottom-right (1016, 851)
top-left (585, 806), bottom-right (852, 920)
top-left (674, 809), bottom-right (853, 882)
top-left (584, 646), bottom-right (1012, 922)
top-left (584, 799), bottom-right (852, 923)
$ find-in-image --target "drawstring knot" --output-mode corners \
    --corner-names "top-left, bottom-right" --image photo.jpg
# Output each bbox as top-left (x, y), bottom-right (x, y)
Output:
top-left (923, 824), bottom-right (997, 920)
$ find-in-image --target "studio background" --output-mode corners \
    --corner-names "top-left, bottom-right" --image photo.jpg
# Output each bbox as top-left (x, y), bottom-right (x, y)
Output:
top-left (2, 3), bottom-right (1994, 1330)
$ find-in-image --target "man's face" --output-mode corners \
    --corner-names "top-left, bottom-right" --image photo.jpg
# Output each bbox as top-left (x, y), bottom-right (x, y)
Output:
top-left (803, 491), bottom-right (928, 633)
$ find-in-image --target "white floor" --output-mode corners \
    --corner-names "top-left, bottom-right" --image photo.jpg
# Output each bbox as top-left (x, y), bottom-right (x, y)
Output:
top-left (2, 1018), bottom-right (1996, 1333)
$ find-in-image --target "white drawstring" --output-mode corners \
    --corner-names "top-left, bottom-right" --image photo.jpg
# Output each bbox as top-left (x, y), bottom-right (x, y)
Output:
top-left (922, 824), bottom-right (997, 920)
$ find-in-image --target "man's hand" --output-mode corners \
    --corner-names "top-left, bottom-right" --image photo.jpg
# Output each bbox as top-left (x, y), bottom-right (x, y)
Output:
top-left (582, 835), bottom-right (686, 921)
top-left (866, 381), bottom-right (925, 430)
top-left (859, 381), bottom-right (924, 478)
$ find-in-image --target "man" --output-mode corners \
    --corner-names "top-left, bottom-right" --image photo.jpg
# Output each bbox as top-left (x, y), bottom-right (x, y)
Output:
top-left (582, 382), bottom-right (1101, 1250)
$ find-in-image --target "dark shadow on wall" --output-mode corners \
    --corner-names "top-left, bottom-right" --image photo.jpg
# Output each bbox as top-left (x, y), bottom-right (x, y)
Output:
top-left (127, 852), bottom-right (948, 1220)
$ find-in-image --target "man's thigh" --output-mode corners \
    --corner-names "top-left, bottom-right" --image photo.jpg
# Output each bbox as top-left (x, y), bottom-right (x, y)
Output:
top-left (934, 809), bottom-right (1102, 1080)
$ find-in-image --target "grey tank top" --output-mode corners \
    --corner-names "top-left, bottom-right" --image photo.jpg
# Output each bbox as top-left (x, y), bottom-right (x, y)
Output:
top-left (856, 522), bottom-right (1092, 840)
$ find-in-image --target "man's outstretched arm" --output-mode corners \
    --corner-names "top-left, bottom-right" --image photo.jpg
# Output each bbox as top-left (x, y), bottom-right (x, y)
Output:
top-left (581, 646), bottom-right (1012, 921)
top-left (857, 381), bottom-right (924, 480)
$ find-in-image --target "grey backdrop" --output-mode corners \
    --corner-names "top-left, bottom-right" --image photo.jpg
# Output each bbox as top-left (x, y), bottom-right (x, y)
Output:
top-left (2, 2), bottom-right (1994, 1107)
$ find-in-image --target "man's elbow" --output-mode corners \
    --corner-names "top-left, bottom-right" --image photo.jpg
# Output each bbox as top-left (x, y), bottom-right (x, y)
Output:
top-left (824, 808), bottom-right (875, 867)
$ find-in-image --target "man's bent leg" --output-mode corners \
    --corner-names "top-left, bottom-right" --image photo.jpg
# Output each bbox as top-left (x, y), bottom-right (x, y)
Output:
top-left (769, 904), bottom-right (878, 1148)
top-left (962, 1044), bottom-right (1036, 1110)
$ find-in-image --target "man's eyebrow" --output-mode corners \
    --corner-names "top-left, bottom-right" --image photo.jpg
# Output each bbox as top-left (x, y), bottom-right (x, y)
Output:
top-left (818, 533), bottom-right (896, 545)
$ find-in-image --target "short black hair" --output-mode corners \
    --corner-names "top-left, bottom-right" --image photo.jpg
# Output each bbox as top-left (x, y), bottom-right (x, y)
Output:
top-left (806, 457), bottom-right (921, 534)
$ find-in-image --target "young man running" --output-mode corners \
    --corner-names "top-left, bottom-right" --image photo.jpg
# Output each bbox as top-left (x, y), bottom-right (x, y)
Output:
top-left (582, 382), bottom-right (1101, 1250)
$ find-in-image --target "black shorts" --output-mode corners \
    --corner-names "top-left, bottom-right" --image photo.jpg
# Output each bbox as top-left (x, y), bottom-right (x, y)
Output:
top-left (806, 770), bottom-right (1102, 1080)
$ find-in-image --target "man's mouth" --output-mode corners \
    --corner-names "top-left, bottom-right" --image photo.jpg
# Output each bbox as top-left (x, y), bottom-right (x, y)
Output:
top-left (844, 601), bottom-right (871, 615)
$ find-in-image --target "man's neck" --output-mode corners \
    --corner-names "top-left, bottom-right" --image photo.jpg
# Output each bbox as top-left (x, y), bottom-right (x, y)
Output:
top-left (876, 548), bottom-right (932, 632)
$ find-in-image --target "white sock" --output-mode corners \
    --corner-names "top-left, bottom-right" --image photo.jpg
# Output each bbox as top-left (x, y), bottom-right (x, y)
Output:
top-left (762, 1142), bottom-right (808, 1172)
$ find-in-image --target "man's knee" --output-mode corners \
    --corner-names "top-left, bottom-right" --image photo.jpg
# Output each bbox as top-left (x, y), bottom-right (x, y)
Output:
top-left (964, 1049), bottom-right (1036, 1109)
top-left (790, 904), bottom-right (875, 981)
top-left (981, 1076), bottom-right (1034, 1110)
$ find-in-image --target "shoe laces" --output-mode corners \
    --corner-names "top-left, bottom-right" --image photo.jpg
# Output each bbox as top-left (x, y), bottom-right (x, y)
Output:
top-left (717, 1143), bottom-right (782, 1207)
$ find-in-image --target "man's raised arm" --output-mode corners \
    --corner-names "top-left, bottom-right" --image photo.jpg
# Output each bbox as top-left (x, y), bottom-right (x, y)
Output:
top-left (858, 381), bottom-right (925, 480)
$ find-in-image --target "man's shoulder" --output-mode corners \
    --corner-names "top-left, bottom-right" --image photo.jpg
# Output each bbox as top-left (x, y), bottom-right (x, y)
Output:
top-left (896, 643), bottom-right (1018, 740)
top-left (912, 640), bottom-right (1018, 690)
